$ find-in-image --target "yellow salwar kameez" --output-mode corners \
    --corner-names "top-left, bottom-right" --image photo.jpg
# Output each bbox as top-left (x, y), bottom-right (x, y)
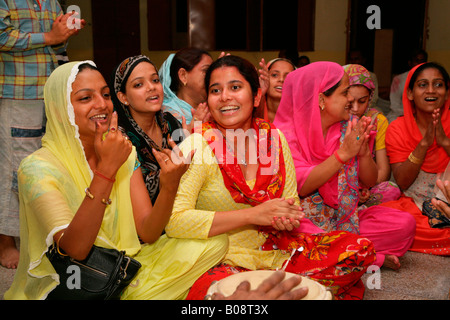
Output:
top-left (4, 61), bottom-right (227, 300)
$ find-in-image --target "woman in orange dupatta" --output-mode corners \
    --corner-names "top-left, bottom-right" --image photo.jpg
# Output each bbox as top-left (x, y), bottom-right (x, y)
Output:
top-left (384, 62), bottom-right (450, 255)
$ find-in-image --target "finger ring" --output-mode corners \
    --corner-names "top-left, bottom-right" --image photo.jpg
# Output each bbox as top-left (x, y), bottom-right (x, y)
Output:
top-left (356, 136), bottom-right (360, 141)
top-left (110, 127), bottom-right (117, 133)
top-left (164, 158), bottom-right (169, 163)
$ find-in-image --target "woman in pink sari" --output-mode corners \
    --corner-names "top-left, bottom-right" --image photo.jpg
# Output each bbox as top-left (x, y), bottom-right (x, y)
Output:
top-left (274, 62), bottom-right (416, 270)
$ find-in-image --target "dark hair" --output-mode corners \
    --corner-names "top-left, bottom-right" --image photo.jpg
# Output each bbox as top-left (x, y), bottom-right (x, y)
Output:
top-left (408, 62), bottom-right (450, 91)
top-left (322, 80), bottom-right (342, 97)
top-left (78, 62), bottom-right (99, 73)
top-left (278, 47), bottom-right (299, 66)
top-left (409, 48), bottom-right (428, 63)
top-left (268, 58), bottom-right (296, 71)
top-left (299, 55), bottom-right (310, 64)
top-left (205, 55), bottom-right (260, 98)
top-left (170, 47), bottom-right (211, 93)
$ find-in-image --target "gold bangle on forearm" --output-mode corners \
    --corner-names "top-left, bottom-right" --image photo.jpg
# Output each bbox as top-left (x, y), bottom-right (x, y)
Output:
top-left (408, 152), bottom-right (424, 165)
top-left (85, 187), bottom-right (111, 206)
top-left (56, 232), bottom-right (68, 256)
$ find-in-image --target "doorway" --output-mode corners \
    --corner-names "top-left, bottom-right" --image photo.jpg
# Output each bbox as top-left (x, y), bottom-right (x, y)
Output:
top-left (347, 0), bottom-right (428, 94)
top-left (91, 0), bottom-right (141, 79)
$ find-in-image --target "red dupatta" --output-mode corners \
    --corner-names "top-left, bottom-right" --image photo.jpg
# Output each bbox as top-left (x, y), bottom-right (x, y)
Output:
top-left (198, 118), bottom-right (286, 206)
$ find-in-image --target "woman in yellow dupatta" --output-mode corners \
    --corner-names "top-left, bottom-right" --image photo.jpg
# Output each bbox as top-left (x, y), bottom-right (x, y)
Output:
top-left (5, 61), bottom-right (227, 300)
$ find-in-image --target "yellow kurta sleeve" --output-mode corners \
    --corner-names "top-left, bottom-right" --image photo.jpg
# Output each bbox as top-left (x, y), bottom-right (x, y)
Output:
top-left (375, 112), bottom-right (388, 151)
top-left (165, 133), bottom-right (217, 239)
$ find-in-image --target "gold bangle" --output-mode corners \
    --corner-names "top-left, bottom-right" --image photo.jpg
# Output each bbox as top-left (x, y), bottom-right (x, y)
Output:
top-left (85, 187), bottom-right (94, 199)
top-left (408, 152), bottom-right (424, 165)
top-left (101, 198), bottom-right (112, 206)
top-left (56, 232), bottom-right (68, 256)
top-left (85, 187), bottom-right (111, 206)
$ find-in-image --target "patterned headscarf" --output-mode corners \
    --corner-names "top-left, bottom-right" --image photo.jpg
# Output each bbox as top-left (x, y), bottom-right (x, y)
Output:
top-left (343, 64), bottom-right (375, 103)
top-left (111, 55), bottom-right (183, 204)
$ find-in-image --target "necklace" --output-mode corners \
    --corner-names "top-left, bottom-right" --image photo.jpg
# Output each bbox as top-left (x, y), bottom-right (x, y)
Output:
top-left (223, 131), bottom-right (258, 167)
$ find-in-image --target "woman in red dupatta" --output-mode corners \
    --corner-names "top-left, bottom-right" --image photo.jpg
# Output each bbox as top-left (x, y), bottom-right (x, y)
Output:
top-left (166, 56), bottom-right (376, 300)
top-left (384, 62), bottom-right (450, 255)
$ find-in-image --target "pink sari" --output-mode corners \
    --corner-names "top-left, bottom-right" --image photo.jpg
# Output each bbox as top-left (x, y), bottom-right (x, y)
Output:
top-left (274, 62), bottom-right (416, 267)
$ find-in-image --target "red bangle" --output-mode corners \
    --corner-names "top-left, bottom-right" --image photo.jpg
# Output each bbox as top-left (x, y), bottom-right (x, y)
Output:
top-left (94, 170), bottom-right (116, 183)
top-left (333, 151), bottom-right (346, 165)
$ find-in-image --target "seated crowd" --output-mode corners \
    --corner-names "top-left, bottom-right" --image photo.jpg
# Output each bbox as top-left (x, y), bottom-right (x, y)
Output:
top-left (4, 47), bottom-right (450, 300)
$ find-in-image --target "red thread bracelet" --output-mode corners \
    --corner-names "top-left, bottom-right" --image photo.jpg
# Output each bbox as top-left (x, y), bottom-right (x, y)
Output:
top-left (94, 170), bottom-right (116, 183)
top-left (333, 151), bottom-right (346, 165)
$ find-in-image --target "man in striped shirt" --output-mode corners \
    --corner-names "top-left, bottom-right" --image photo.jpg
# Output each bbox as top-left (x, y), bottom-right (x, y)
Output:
top-left (0, 0), bottom-right (85, 269)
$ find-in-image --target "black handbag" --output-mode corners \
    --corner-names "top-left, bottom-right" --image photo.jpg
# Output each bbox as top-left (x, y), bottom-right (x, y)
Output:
top-left (422, 199), bottom-right (450, 229)
top-left (46, 243), bottom-right (141, 300)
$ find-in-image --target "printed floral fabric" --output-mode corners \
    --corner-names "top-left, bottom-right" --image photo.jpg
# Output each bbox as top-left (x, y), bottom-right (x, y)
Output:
top-left (301, 121), bottom-right (360, 233)
top-left (187, 231), bottom-right (375, 300)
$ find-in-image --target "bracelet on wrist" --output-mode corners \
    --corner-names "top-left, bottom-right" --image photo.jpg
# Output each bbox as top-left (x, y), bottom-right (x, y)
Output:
top-left (94, 170), bottom-right (116, 183)
top-left (333, 150), bottom-right (346, 165)
top-left (85, 187), bottom-right (112, 206)
top-left (408, 152), bottom-right (424, 165)
top-left (56, 232), bottom-right (68, 256)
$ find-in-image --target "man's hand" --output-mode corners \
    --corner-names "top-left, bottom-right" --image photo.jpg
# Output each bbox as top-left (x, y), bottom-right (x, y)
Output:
top-left (44, 12), bottom-right (86, 46)
top-left (212, 271), bottom-right (309, 300)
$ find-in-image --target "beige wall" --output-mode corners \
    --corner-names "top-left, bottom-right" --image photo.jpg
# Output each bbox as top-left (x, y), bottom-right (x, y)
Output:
top-left (67, 0), bottom-right (349, 69)
top-left (66, 0), bottom-right (449, 73)
top-left (140, 0), bottom-right (349, 68)
top-left (308, 0), bottom-right (348, 64)
top-left (427, 0), bottom-right (450, 71)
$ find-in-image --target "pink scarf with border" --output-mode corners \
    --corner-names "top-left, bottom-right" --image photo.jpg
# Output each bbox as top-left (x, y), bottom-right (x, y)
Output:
top-left (273, 62), bottom-right (345, 207)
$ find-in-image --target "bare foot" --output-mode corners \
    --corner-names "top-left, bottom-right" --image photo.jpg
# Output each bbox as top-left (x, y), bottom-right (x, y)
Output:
top-left (382, 254), bottom-right (400, 270)
top-left (0, 234), bottom-right (19, 269)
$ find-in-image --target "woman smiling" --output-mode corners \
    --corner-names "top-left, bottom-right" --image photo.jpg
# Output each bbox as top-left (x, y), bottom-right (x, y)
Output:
top-left (274, 61), bottom-right (415, 271)
top-left (384, 62), bottom-right (450, 255)
top-left (4, 61), bottom-right (227, 300)
top-left (165, 56), bottom-right (377, 300)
